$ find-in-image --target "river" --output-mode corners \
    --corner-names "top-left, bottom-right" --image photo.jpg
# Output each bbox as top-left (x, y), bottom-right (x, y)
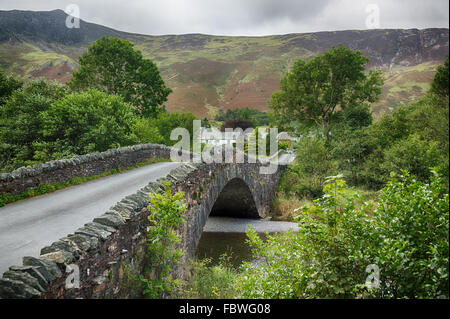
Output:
top-left (195, 216), bottom-right (298, 268)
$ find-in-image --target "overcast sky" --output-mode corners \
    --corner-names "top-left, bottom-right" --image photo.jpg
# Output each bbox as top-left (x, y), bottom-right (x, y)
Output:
top-left (1, 0), bottom-right (449, 36)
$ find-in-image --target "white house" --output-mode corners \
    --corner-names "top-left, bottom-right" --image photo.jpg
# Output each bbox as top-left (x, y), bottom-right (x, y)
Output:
top-left (197, 127), bottom-right (254, 146)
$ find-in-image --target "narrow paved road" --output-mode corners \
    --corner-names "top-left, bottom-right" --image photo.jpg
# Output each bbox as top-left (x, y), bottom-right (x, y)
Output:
top-left (0, 161), bottom-right (182, 273)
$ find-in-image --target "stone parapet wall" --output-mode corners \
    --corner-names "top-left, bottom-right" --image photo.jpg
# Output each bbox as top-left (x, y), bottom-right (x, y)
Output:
top-left (0, 144), bottom-right (172, 195)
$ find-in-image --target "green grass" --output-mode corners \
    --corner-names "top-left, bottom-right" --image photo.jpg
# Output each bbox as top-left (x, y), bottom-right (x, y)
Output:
top-left (0, 157), bottom-right (170, 207)
top-left (175, 255), bottom-right (240, 299)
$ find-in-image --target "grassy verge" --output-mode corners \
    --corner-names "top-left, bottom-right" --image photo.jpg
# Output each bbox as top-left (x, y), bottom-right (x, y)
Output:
top-left (271, 188), bottom-right (379, 222)
top-left (271, 194), bottom-right (313, 221)
top-left (175, 254), bottom-right (240, 299)
top-left (0, 157), bottom-right (170, 207)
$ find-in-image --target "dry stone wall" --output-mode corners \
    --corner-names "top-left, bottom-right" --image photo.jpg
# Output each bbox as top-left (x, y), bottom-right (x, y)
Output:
top-left (0, 143), bottom-right (171, 196)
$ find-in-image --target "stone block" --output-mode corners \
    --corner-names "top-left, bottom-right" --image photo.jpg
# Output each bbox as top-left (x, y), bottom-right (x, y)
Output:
top-left (8, 265), bottom-right (49, 290)
top-left (39, 250), bottom-right (75, 268)
top-left (22, 256), bottom-right (62, 281)
top-left (0, 278), bottom-right (41, 299)
top-left (2, 270), bottom-right (46, 292)
top-left (93, 214), bottom-right (126, 228)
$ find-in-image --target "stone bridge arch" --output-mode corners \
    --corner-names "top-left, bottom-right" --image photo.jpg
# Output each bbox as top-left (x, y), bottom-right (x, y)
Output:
top-left (209, 177), bottom-right (259, 218)
top-left (172, 160), bottom-right (286, 264)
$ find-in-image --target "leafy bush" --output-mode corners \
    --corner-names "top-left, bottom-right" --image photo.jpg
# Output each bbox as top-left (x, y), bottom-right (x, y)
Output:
top-left (152, 112), bottom-right (197, 147)
top-left (327, 92), bottom-right (449, 190)
top-left (382, 134), bottom-right (441, 182)
top-left (133, 111), bottom-right (198, 147)
top-left (0, 67), bottom-right (22, 106)
top-left (0, 80), bottom-right (68, 171)
top-left (277, 136), bottom-right (337, 199)
top-left (239, 172), bottom-right (449, 299)
top-left (430, 55), bottom-right (449, 99)
top-left (366, 170), bottom-right (449, 298)
top-left (132, 117), bottom-right (165, 144)
top-left (239, 175), bottom-right (372, 298)
top-left (141, 181), bottom-right (186, 298)
top-left (38, 89), bottom-right (138, 160)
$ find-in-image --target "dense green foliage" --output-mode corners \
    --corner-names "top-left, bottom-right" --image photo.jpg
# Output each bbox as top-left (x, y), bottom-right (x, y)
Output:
top-left (334, 94), bottom-right (449, 189)
top-left (0, 53), bottom-right (195, 173)
top-left (278, 136), bottom-right (337, 198)
top-left (37, 89), bottom-right (139, 161)
top-left (0, 80), bottom-right (68, 171)
top-left (141, 181), bottom-right (186, 298)
top-left (132, 111), bottom-right (197, 147)
top-left (239, 173), bottom-right (449, 298)
top-left (0, 77), bottom-right (196, 172)
top-left (269, 45), bottom-right (383, 140)
top-left (215, 107), bottom-right (270, 127)
top-left (0, 67), bottom-right (23, 106)
top-left (276, 53), bottom-right (448, 197)
top-left (69, 36), bottom-right (171, 117)
top-left (430, 55), bottom-right (449, 99)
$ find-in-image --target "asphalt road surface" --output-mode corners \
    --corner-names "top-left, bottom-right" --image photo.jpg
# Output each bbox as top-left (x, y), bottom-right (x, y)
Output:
top-left (0, 161), bottom-right (182, 274)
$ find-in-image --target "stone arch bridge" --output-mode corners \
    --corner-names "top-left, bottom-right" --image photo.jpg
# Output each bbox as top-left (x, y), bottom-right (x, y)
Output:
top-left (0, 144), bottom-right (287, 298)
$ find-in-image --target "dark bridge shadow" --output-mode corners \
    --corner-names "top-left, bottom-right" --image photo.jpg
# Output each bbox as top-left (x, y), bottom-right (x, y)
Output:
top-left (209, 178), bottom-right (259, 218)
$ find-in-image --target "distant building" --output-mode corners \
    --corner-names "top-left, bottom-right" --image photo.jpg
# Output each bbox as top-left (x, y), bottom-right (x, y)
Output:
top-left (197, 127), bottom-right (248, 146)
top-left (197, 127), bottom-right (297, 148)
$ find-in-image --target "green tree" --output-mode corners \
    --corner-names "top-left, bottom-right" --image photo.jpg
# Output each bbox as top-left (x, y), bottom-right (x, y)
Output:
top-left (270, 45), bottom-right (383, 141)
top-left (430, 55), bottom-right (449, 99)
top-left (278, 136), bottom-right (338, 198)
top-left (39, 89), bottom-right (138, 159)
top-left (0, 80), bottom-right (67, 170)
top-left (0, 68), bottom-right (23, 106)
top-left (331, 127), bottom-right (374, 185)
top-left (132, 118), bottom-right (165, 144)
top-left (131, 111), bottom-right (197, 147)
top-left (382, 134), bottom-right (442, 182)
top-left (69, 36), bottom-right (172, 117)
top-left (357, 94), bottom-right (449, 189)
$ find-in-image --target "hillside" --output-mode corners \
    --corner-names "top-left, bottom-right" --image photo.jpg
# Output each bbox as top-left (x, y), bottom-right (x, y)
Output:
top-left (0, 9), bottom-right (448, 119)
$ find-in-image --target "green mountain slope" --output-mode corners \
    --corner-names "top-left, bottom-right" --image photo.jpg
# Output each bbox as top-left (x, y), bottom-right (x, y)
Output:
top-left (0, 9), bottom-right (448, 118)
